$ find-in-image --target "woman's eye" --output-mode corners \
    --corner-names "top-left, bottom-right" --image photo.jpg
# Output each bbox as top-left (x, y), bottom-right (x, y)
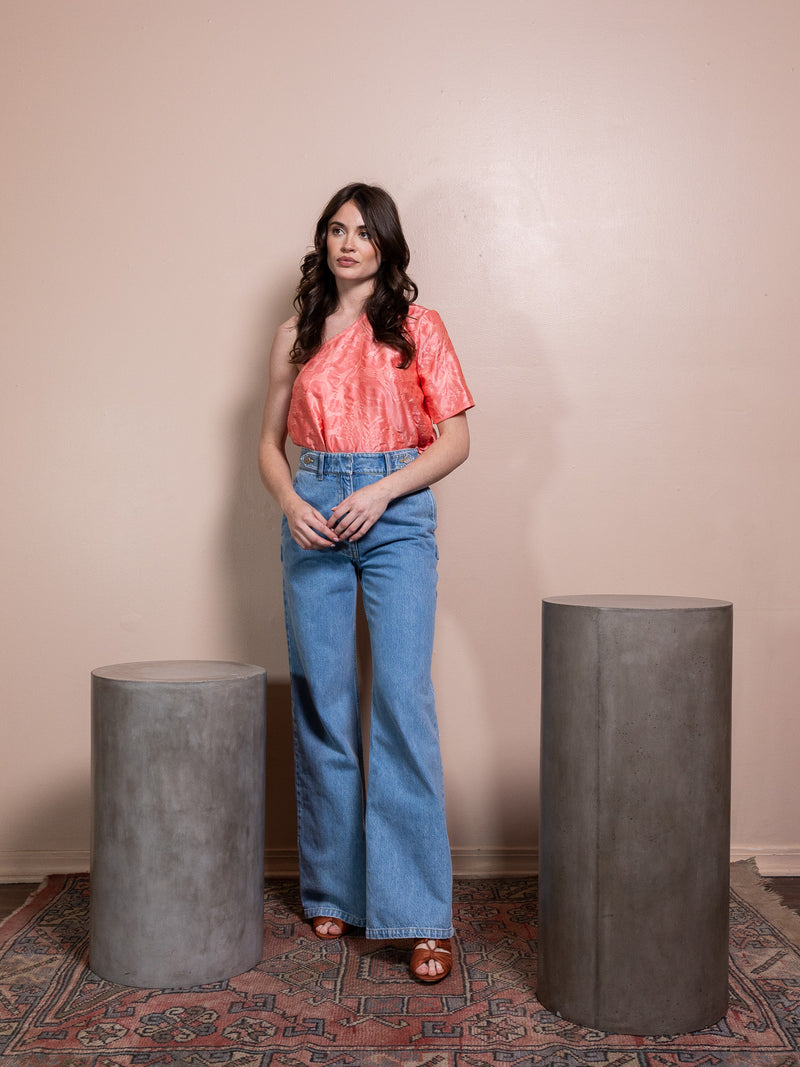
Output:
top-left (359, 230), bottom-right (370, 240)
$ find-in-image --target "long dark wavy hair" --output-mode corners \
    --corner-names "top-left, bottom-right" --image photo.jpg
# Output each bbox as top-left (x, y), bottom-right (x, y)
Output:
top-left (290, 183), bottom-right (419, 369)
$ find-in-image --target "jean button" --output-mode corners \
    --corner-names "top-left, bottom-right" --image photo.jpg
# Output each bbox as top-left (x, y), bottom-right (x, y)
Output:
top-left (303, 454), bottom-right (314, 465)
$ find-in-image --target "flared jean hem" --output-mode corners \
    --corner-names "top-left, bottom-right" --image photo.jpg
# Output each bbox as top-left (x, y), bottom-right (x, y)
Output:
top-left (304, 905), bottom-right (365, 928)
top-left (304, 903), bottom-right (454, 940)
top-left (365, 924), bottom-right (454, 940)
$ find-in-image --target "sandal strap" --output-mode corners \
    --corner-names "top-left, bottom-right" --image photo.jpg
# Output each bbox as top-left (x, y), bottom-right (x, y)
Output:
top-left (410, 938), bottom-right (453, 982)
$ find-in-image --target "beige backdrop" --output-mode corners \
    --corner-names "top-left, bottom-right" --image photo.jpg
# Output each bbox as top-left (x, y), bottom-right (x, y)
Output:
top-left (2, 0), bottom-right (798, 879)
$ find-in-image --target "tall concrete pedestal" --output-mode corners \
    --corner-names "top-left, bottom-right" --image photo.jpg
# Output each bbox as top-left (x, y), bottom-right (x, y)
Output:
top-left (538, 596), bottom-right (732, 1035)
top-left (91, 660), bottom-right (267, 988)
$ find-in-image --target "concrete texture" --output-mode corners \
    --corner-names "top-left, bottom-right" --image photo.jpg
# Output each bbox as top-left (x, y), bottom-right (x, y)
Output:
top-left (538, 596), bottom-right (733, 1035)
top-left (90, 661), bottom-right (267, 987)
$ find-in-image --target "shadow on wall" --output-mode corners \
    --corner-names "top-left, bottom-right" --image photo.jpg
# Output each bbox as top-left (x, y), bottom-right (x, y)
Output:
top-left (220, 179), bottom-right (564, 865)
top-left (220, 274), bottom-right (299, 869)
top-left (263, 682), bottom-right (297, 868)
top-left (220, 273), bottom-right (379, 872)
top-left (407, 180), bottom-right (562, 857)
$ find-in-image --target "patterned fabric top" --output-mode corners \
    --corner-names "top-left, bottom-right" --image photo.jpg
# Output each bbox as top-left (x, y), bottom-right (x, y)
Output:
top-left (287, 305), bottom-right (474, 453)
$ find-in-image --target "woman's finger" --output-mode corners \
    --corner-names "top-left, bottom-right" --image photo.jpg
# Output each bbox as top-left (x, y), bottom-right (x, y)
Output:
top-left (292, 507), bottom-right (340, 549)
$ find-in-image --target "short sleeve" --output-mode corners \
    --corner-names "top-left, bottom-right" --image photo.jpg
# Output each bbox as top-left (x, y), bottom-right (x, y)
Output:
top-left (412, 309), bottom-right (474, 424)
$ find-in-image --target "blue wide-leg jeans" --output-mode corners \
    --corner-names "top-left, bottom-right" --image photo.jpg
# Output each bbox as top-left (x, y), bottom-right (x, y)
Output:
top-left (281, 448), bottom-right (453, 939)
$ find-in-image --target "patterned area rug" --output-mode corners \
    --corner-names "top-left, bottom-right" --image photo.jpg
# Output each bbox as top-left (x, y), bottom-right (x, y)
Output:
top-left (1, 862), bottom-right (799, 1066)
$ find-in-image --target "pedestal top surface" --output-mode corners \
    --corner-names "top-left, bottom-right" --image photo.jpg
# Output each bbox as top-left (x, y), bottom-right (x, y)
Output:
top-left (92, 660), bottom-right (265, 683)
top-left (543, 594), bottom-right (731, 611)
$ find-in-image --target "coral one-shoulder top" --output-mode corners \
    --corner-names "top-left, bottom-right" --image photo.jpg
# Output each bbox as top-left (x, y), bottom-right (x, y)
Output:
top-left (287, 305), bottom-right (474, 453)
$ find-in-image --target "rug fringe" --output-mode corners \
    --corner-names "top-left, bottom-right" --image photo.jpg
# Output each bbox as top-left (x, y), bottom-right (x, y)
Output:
top-left (730, 857), bottom-right (800, 949)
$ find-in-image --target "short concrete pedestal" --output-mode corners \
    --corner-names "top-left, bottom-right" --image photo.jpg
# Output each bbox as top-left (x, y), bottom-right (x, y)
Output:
top-left (90, 661), bottom-right (267, 987)
top-left (538, 596), bottom-right (732, 1035)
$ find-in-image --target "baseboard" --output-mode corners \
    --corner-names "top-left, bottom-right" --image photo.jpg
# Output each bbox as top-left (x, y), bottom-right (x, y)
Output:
top-left (729, 847), bottom-right (800, 876)
top-left (451, 847), bottom-right (538, 877)
top-left (267, 847), bottom-right (800, 879)
top-left (263, 850), bottom-right (300, 877)
top-left (0, 851), bottom-right (90, 882)
top-left (263, 849), bottom-right (540, 879)
top-left (3, 846), bottom-right (799, 883)
top-left (0, 848), bottom-right (540, 882)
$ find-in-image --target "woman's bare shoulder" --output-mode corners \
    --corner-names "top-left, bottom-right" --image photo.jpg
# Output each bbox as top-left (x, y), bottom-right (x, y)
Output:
top-left (271, 315), bottom-right (298, 351)
top-left (268, 316), bottom-right (299, 381)
top-left (277, 314), bottom-right (298, 337)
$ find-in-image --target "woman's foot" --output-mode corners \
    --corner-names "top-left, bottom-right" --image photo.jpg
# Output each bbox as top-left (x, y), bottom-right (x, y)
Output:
top-left (410, 938), bottom-right (452, 982)
top-left (312, 916), bottom-right (348, 939)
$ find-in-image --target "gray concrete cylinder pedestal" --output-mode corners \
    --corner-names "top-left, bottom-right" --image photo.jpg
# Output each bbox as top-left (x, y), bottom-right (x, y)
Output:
top-left (91, 661), bottom-right (267, 987)
top-left (538, 596), bottom-right (732, 1035)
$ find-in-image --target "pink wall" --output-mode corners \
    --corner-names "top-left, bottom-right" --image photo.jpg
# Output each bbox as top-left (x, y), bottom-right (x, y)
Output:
top-left (2, 0), bottom-right (798, 877)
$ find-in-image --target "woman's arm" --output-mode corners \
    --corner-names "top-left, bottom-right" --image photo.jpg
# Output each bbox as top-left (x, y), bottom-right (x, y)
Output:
top-left (327, 410), bottom-right (470, 542)
top-left (258, 321), bottom-right (340, 549)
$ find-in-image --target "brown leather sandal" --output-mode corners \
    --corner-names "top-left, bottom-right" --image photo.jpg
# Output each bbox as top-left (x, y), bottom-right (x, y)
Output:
top-left (312, 916), bottom-right (348, 940)
top-left (410, 938), bottom-right (452, 982)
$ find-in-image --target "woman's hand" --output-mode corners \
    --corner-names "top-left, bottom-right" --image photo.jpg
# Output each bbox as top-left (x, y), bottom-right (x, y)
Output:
top-left (285, 495), bottom-right (340, 550)
top-left (327, 481), bottom-right (392, 542)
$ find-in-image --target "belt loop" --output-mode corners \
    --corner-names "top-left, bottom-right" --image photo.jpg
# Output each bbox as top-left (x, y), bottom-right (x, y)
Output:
top-left (317, 451), bottom-right (324, 480)
top-left (384, 452), bottom-right (392, 477)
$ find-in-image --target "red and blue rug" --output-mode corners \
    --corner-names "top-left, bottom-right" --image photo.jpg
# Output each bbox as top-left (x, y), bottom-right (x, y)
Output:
top-left (1, 861), bottom-right (799, 1065)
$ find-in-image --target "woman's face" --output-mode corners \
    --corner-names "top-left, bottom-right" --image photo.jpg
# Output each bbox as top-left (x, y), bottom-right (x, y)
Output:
top-left (325, 200), bottom-right (380, 288)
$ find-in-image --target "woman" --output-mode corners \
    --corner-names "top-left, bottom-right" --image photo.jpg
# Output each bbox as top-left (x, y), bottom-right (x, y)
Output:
top-left (258, 183), bottom-right (473, 982)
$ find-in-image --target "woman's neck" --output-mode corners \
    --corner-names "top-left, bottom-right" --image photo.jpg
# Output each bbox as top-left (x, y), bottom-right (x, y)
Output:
top-left (323, 283), bottom-right (371, 342)
top-left (334, 278), bottom-right (373, 319)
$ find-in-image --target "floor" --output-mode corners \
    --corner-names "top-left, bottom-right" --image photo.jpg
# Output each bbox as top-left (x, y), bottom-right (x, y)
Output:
top-left (2, 877), bottom-right (800, 924)
top-left (765, 876), bottom-right (800, 915)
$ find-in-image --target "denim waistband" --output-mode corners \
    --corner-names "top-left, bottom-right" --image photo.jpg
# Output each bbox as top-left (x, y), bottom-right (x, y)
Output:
top-left (298, 448), bottom-right (419, 477)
